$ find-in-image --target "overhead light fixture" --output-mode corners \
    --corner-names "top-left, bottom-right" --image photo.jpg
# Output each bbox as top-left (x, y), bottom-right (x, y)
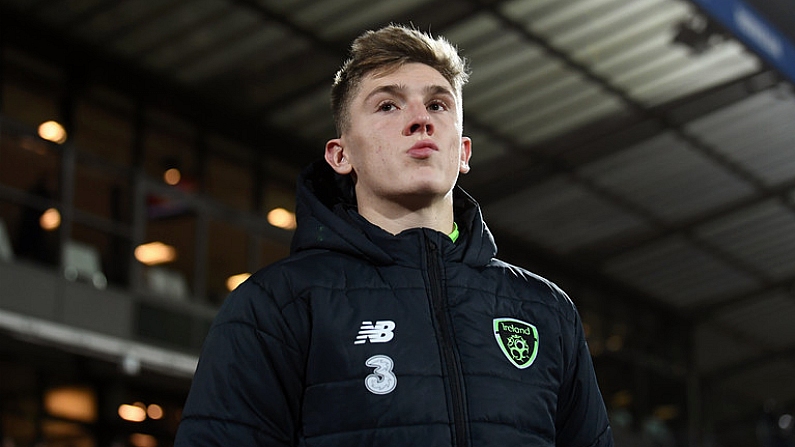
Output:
top-left (44, 386), bottom-right (97, 423)
top-left (226, 272), bottom-right (251, 291)
top-left (118, 403), bottom-right (147, 422)
top-left (163, 168), bottom-right (181, 186)
top-left (672, 16), bottom-right (726, 54)
top-left (129, 433), bottom-right (158, 447)
top-left (40, 208), bottom-right (61, 231)
top-left (117, 402), bottom-right (164, 425)
top-left (38, 120), bottom-right (67, 144)
top-left (267, 207), bottom-right (297, 230)
top-left (134, 241), bottom-right (177, 265)
top-left (147, 403), bottom-right (164, 420)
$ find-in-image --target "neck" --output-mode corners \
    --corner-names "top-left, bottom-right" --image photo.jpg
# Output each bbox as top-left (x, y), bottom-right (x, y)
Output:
top-left (356, 191), bottom-right (455, 236)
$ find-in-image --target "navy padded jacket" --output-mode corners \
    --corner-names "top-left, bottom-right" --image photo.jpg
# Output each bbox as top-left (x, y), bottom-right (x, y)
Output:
top-left (175, 161), bottom-right (614, 447)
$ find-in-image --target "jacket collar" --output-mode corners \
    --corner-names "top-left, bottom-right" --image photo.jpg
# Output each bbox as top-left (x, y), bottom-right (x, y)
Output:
top-left (290, 160), bottom-right (497, 267)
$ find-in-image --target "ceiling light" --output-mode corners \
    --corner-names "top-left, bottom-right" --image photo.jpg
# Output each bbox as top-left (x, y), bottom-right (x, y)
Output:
top-left (38, 120), bottom-right (67, 144)
top-left (134, 242), bottom-right (177, 265)
top-left (267, 207), bottom-right (296, 230)
top-left (226, 272), bottom-right (251, 291)
top-left (147, 403), bottom-right (164, 420)
top-left (40, 208), bottom-right (61, 231)
top-left (130, 433), bottom-right (158, 447)
top-left (672, 16), bottom-right (726, 54)
top-left (44, 386), bottom-right (97, 423)
top-left (118, 403), bottom-right (146, 422)
top-left (130, 433), bottom-right (157, 447)
top-left (163, 168), bottom-right (181, 186)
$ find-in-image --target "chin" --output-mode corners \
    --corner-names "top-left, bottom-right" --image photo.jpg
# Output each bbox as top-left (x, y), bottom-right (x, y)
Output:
top-left (400, 184), bottom-right (454, 201)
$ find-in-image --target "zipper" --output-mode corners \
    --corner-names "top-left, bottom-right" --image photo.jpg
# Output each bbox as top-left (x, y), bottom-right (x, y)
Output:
top-left (426, 237), bottom-right (469, 447)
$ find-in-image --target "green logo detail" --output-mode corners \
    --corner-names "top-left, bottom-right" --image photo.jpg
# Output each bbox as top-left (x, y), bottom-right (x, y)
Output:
top-left (493, 318), bottom-right (539, 369)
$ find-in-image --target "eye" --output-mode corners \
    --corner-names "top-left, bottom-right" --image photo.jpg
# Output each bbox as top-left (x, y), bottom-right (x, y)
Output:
top-left (378, 101), bottom-right (398, 112)
top-left (428, 100), bottom-right (448, 112)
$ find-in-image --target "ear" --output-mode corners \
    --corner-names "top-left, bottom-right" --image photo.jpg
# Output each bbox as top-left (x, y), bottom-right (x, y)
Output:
top-left (459, 136), bottom-right (472, 174)
top-left (325, 138), bottom-right (353, 175)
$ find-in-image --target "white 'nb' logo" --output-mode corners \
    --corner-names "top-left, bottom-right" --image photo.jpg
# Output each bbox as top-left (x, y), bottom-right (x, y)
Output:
top-left (354, 320), bottom-right (395, 344)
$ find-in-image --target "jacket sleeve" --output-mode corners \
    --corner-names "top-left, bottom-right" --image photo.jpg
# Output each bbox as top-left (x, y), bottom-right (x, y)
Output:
top-left (555, 305), bottom-right (614, 447)
top-left (174, 271), bottom-right (308, 446)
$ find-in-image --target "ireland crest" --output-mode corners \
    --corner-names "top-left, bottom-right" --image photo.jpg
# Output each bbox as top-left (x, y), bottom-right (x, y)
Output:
top-left (493, 318), bottom-right (539, 369)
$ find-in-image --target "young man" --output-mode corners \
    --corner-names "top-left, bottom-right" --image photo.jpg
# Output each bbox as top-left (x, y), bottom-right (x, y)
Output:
top-left (175, 25), bottom-right (614, 447)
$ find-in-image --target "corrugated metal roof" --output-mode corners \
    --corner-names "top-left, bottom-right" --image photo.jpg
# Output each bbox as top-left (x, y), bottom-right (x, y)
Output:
top-left (688, 88), bottom-right (795, 186)
top-left (714, 291), bottom-right (795, 349)
top-left (580, 132), bottom-right (757, 222)
top-left (603, 235), bottom-right (760, 307)
top-left (697, 199), bottom-right (795, 279)
top-left (695, 325), bottom-right (762, 372)
top-left (486, 176), bottom-right (650, 254)
top-left (2, 0), bottom-right (795, 439)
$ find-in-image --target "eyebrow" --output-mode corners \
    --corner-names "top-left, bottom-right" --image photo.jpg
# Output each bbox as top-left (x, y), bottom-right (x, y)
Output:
top-left (363, 84), bottom-right (456, 104)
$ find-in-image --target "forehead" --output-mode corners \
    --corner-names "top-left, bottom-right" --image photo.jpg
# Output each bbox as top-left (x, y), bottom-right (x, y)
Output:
top-left (355, 63), bottom-right (457, 100)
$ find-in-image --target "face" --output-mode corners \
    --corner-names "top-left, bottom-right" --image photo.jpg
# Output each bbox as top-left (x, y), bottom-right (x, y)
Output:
top-left (325, 63), bottom-right (472, 209)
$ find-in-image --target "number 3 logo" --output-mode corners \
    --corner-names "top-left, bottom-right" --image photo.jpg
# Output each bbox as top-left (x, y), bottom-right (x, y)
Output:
top-left (365, 355), bottom-right (397, 395)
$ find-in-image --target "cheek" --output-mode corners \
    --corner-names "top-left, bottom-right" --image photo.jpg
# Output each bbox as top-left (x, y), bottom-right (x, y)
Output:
top-left (346, 133), bottom-right (387, 169)
top-left (355, 125), bottom-right (389, 154)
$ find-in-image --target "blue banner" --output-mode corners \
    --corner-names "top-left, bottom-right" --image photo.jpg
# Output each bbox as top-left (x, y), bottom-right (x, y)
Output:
top-left (691, 0), bottom-right (795, 84)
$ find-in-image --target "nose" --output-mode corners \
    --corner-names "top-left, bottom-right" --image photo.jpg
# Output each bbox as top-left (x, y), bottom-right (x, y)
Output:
top-left (404, 104), bottom-right (433, 136)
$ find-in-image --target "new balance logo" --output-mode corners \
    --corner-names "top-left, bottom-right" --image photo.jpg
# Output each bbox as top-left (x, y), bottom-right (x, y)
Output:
top-left (354, 320), bottom-right (395, 344)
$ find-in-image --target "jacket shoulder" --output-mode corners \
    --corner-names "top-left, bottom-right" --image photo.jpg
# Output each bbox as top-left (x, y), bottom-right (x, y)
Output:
top-left (484, 258), bottom-right (578, 321)
top-left (226, 249), bottom-right (349, 311)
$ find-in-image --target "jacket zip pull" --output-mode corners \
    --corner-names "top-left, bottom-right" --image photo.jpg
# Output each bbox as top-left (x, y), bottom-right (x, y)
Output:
top-left (426, 238), bottom-right (470, 447)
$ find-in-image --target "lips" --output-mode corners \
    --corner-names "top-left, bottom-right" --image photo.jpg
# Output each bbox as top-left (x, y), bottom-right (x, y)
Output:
top-left (407, 140), bottom-right (438, 158)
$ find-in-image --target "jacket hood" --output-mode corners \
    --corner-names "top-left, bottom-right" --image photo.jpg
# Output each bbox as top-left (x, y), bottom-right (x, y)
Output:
top-left (290, 160), bottom-right (497, 267)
